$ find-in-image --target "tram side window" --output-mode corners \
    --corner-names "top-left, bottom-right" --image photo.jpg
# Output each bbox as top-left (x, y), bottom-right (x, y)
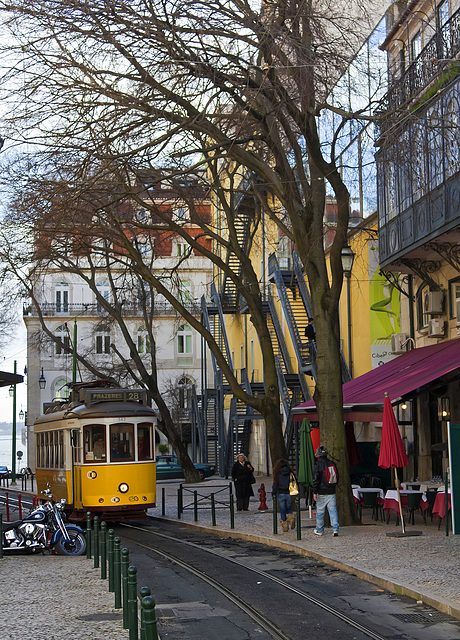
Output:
top-left (110, 423), bottom-right (134, 461)
top-left (137, 423), bottom-right (153, 461)
top-left (84, 425), bottom-right (107, 462)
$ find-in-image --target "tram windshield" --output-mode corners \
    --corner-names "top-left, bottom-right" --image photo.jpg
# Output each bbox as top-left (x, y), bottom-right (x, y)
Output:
top-left (138, 423), bottom-right (153, 460)
top-left (110, 423), bottom-right (135, 461)
top-left (84, 425), bottom-right (106, 462)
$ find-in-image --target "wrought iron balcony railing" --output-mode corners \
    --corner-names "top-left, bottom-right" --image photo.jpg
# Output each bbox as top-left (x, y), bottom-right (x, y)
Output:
top-left (23, 299), bottom-right (202, 318)
top-left (379, 8), bottom-right (460, 114)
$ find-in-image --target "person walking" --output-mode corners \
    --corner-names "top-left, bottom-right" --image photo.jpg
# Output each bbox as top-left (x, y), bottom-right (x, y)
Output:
top-left (312, 445), bottom-right (339, 537)
top-left (272, 459), bottom-right (296, 532)
top-left (231, 453), bottom-right (255, 511)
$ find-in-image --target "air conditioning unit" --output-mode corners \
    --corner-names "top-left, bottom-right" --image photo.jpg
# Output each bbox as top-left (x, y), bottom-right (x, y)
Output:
top-left (423, 290), bottom-right (444, 315)
top-left (391, 333), bottom-right (409, 354)
top-left (428, 318), bottom-right (445, 337)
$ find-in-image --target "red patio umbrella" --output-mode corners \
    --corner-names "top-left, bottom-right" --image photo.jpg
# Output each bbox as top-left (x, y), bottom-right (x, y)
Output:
top-left (379, 392), bottom-right (409, 532)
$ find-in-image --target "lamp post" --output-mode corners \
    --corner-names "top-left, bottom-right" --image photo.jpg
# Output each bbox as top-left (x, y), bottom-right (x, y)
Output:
top-left (39, 367), bottom-right (46, 390)
top-left (9, 360), bottom-right (17, 484)
top-left (341, 245), bottom-right (355, 378)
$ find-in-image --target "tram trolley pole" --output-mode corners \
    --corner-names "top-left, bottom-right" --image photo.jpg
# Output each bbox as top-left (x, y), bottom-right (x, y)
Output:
top-left (127, 566), bottom-right (138, 640)
top-left (122, 548), bottom-right (130, 629)
top-left (93, 516), bottom-right (99, 569)
top-left (100, 522), bottom-right (107, 580)
top-left (86, 512), bottom-right (92, 560)
top-left (108, 529), bottom-right (115, 592)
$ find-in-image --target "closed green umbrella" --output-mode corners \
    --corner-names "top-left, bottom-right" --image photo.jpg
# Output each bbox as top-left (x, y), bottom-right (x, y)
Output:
top-left (298, 418), bottom-right (315, 516)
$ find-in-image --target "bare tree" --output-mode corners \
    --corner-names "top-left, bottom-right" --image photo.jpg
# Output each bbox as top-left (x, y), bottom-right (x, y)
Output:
top-left (0, 0), bottom-right (385, 522)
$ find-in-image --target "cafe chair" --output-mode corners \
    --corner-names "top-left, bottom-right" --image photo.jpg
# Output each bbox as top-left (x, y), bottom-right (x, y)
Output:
top-left (358, 491), bottom-right (381, 522)
top-left (406, 492), bottom-right (423, 525)
top-left (425, 488), bottom-right (437, 522)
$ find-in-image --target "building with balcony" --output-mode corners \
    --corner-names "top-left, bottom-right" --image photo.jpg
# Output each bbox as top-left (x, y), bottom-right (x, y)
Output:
top-left (23, 177), bottom-right (213, 469)
top-left (375, 0), bottom-right (460, 479)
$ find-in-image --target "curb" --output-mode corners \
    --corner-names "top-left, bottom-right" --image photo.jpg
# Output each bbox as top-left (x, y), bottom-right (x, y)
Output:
top-left (149, 515), bottom-right (460, 621)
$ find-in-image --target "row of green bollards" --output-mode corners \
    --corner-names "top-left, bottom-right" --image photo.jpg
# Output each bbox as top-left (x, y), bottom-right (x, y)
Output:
top-left (176, 483), bottom-right (235, 529)
top-left (86, 513), bottom-right (158, 640)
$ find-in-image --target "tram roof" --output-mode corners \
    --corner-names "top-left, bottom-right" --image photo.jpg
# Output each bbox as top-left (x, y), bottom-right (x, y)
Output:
top-left (35, 400), bottom-right (157, 424)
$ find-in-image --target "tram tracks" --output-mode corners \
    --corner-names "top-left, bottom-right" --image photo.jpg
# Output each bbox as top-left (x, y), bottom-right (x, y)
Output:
top-left (121, 522), bottom-right (389, 640)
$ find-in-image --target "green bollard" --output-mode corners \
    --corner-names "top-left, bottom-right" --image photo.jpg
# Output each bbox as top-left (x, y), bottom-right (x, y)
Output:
top-left (194, 490), bottom-right (198, 522)
top-left (0, 513), bottom-right (3, 559)
top-left (142, 595), bottom-right (159, 640)
top-left (93, 516), bottom-right (99, 569)
top-left (127, 566), bottom-right (138, 640)
top-left (100, 522), bottom-right (107, 580)
top-left (86, 512), bottom-right (92, 559)
top-left (211, 493), bottom-right (216, 526)
top-left (108, 529), bottom-right (115, 592)
top-left (230, 492), bottom-right (234, 529)
top-left (114, 537), bottom-right (122, 609)
top-left (296, 496), bottom-right (301, 540)
top-left (273, 494), bottom-right (278, 534)
top-left (139, 586), bottom-right (151, 640)
top-left (162, 487), bottom-right (165, 516)
top-left (122, 548), bottom-right (130, 629)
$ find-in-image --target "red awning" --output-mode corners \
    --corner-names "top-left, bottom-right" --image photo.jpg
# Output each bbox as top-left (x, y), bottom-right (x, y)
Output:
top-left (293, 338), bottom-right (460, 422)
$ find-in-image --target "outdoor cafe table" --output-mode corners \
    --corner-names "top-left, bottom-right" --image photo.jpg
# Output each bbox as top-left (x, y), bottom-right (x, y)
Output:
top-left (352, 487), bottom-right (385, 504)
top-left (383, 489), bottom-right (426, 514)
top-left (429, 489), bottom-right (452, 520)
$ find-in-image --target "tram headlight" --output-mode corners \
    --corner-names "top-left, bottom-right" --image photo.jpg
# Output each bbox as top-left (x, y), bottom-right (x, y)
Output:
top-left (118, 483), bottom-right (129, 494)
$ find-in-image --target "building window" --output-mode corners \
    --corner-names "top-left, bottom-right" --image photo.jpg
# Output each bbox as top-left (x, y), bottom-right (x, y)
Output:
top-left (178, 280), bottom-right (191, 307)
top-left (449, 278), bottom-right (460, 318)
top-left (137, 326), bottom-right (151, 354)
top-left (55, 281), bottom-right (69, 313)
top-left (411, 32), bottom-right (421, 61)
top-left (53, 378), bottom-right (70, 402)
top-left (174, 241), bottom-right (191, 257)
top-left (177, 324), bottom-right (193, 355)
top-left (96, 334), bottom-right (111, 354)
top-left (416, 284), bottom-right (430, 330)
top-left (178, 375), bottom-right (194, 410)
top-left (174, 206), bottom-right (189, 222)
top-left (96, 280), bottom-right (110, 312)
top-left (55, 324), bottom-right (70, 355)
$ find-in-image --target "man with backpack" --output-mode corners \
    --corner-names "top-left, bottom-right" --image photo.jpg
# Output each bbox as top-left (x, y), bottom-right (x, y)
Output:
top-left (312, 445), bottom-right (339, 537)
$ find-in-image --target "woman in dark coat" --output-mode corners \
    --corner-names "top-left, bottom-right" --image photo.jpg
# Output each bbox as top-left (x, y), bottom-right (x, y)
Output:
top-left (231, 453), bottom-right (255, 511)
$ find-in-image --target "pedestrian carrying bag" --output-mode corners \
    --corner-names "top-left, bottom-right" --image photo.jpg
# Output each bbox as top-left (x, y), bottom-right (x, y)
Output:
top-left (289, 473), bottom-right (299, 496)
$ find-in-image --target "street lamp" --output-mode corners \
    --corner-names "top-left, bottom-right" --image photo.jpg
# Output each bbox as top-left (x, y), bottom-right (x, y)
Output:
top-left (341, 244), bottom-right (355, 378)
top-left (39, 368), bottom-right (46, 390)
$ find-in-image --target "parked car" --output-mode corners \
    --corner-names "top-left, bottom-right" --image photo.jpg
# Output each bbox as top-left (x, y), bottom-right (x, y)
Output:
top-left (156, 456), bottom-right (215, 481)
top-left (0, 465), bottom-right (10, 479)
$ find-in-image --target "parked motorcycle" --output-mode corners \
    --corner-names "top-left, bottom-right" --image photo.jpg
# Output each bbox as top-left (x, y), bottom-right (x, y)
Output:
top-left (2, 486), bottom-right (87, 556)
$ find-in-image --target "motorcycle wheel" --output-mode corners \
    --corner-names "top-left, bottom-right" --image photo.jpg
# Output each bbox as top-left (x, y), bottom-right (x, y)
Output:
top-left (54, 530), bottom-right (87, 556)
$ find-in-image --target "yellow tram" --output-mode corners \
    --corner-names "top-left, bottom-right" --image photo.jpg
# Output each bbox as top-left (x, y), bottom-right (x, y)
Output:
top-left (34, 387), bottom-right (156, 520)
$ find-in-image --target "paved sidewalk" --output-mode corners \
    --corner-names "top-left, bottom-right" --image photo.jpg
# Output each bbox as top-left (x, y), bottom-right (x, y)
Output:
top-left (151, 476), bottom-right (460, 620)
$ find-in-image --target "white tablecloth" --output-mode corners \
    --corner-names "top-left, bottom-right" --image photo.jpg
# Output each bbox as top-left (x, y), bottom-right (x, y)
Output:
top-left (353, 487), bottom-right (385, 502)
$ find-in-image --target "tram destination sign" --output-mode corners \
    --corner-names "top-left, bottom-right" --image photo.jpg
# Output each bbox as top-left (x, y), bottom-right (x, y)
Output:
top-left (81, 388), bottom-right (148, 406)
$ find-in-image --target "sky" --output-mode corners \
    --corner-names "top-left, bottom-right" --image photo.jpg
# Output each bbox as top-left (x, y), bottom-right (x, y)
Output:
top-left (0, 309), bottom-right (28, 424)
